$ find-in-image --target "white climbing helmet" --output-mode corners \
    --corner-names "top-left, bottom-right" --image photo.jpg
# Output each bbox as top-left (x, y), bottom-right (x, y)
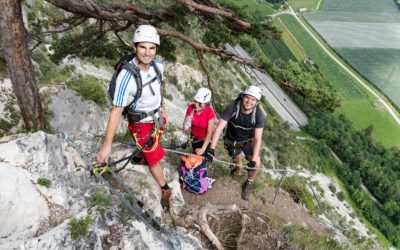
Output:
top-left (243, 85), bottom-right (262, 100)
top-left (194, 87), bottom-right (212, 103)
top-left (133, 25), bottom-right (160, 45)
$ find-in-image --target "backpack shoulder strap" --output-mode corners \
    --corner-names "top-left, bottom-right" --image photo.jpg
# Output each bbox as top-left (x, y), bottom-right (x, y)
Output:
top-left (121, 62), bottom-right (142, 109)
top-left (230, 100), bottom-right (241, 121)
top-left (152, 60), bottom-right (163, 84)
top-left (251, 105), bottom-right (259, 125)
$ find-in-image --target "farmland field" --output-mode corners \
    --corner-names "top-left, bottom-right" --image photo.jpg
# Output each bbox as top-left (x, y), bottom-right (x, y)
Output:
top-left (272, 18), bottom-right (306, 61)
top-left (288, 0), bottom-right (320, 11)
top-left (304, 21), bottom-right (400, 49)
top-left (336, 48), bottom-right (400, 108)
top-left (278, 14), bottom-right (400, 148)
top-left (321, 0), bottom-right (399, 12)
top-left (259, 39), bottom-right (297, 63)
top-left (304, 0), bottom-right (400, 110)
top-left (305, 11), bottom-right (400, 23)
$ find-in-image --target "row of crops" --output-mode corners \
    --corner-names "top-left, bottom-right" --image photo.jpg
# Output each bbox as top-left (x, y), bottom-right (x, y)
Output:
top-left (321, 0), bottom-right (399, 12)
top-left (336, 48), bottom-right (400, 109)
top-left (259, 39), bottom-right (297, 63)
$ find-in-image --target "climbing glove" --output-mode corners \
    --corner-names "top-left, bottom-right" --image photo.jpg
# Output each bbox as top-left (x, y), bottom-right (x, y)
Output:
top-left (246, 160), bottom-right (257, 172)
top-left (205, 148), bottom-right (215, 162)
top-left (180, 142), bottom-right (188, 149)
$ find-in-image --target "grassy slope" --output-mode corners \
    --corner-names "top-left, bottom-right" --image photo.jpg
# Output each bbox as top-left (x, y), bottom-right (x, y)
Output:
top-left (277, 14), bottom-right (400, 148)
top-left (288, 0), bottom-right (321, 11)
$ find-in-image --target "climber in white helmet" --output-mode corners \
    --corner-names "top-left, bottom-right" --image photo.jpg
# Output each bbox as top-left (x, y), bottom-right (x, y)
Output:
top-left (206, 84), bottom-right (265, 201)
top-left (96, 24), bottom-right (172, 210)
top-left (182, 87), bottom-right (216, 156)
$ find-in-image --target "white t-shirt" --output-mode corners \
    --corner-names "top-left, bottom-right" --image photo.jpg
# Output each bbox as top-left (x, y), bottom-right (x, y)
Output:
top-left (113, 58), bottom-right (164, 122)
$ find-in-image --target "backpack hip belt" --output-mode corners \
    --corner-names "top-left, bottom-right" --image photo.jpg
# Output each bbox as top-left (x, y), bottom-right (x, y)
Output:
top-left (224, 137), bottom-right (254, 149)
top-left (127, 107), bottom-right (160, 123)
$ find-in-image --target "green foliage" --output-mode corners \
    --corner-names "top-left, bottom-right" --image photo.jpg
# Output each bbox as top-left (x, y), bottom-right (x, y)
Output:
top-left (203, 21), bottom-right (236, 47)
top-left (89, 187), bottom-right (112, 207)
top-left (337, 191), bottom-right (345, 201)
top-left (50, 32), bottom-right (80, 64)
top-left (268, 60), bottom-right (342, 113)
top-left (282, 176), bottom-right (316, 214)
top-left (32, 51), bottom-right (76, 85)
top-left (329, 183), bottom-right (337, 193)
top-left (305, 113), bottom-right (400, 247)
top-left (69, 215), bottom-right (91, 240)
top-left (0, 98), bottom-right (20, 137)
top-left (113, 131), bottom-right (132, 143)
top-left (37, 178), bottom-right (52, 188)
top-left (67, 76), bottom-right (107, 107)
top-left (158, 39), bottom-right (177, 62)
top-left (0, 56), bottom-right (7, 77)
top-left (80, 38), bottom-right (120, 61)
top-left (214, 0), bottom-right (275, 20)
top-left (50, 24), bottom-right (126, 64)
top-left (284, 225), bottom-right (343, 249)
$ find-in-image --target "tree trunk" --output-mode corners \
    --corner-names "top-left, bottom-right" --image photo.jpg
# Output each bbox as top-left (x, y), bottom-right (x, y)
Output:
top-left (0, 0), bottom-right (45, 130)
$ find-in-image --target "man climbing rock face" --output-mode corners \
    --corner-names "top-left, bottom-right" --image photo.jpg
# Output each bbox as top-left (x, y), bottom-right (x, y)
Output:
top-left (96, 25), bottom-right (171, 209)
top-left (207, 85), bottom-right (265, 200)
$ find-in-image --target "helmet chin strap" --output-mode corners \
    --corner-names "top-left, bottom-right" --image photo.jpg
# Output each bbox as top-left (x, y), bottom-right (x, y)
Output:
top-left (193, 103), bottom-right (206, 113)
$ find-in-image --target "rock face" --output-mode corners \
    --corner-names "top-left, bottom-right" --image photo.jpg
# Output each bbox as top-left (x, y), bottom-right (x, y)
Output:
top-left (0, 131), bottom-right (202, 250)
top-left (0, 163), bottom-right (50, 240)
top-left (45, 87), bottom-right (117, 137)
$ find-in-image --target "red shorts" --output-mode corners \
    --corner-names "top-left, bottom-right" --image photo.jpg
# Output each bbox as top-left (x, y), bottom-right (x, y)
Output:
top-left (128, 122), bottom-right (165, 166)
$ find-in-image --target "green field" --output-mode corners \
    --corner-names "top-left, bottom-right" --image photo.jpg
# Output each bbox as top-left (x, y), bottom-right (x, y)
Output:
top-left (215, 0), bottom-right (275, 20)
top-left (259, 39), bottom-right (297, 63)
top-left (305, 11), bottom-right (400, 23)
top-left (336, 48), bottom-right (400, 109)
top-left (338, 99), bottom-right (400, 147)
top-left (288, 0), bottom-right (321, 11)
top-left (273, 18), bottom-right (306, 61)
top-left (321, 0), bottom-right (399, 12)
top-left (277, 14), bottom-right (400, 148)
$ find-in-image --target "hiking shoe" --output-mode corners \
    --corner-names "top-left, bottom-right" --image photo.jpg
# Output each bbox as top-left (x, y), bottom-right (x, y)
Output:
top-left (241, 180), bottom-right (253, 201)
top-left (161, 188), bottom-right (171, 210)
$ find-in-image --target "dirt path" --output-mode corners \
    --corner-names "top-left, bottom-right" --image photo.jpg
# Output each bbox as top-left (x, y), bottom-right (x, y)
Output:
top-left (182, 174), bottom-right (331, 234)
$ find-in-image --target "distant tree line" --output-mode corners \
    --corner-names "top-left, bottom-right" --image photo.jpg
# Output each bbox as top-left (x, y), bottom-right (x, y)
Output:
top-left (305, 113), bottom-right (400, 247)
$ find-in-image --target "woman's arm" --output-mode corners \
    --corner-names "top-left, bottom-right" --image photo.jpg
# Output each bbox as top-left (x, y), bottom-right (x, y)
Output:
top-left (195, 118), bottom-right (215, 155)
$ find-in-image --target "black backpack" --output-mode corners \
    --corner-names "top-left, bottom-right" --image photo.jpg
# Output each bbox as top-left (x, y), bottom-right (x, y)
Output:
top-left (108, 53), bottom-right (163, 118)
